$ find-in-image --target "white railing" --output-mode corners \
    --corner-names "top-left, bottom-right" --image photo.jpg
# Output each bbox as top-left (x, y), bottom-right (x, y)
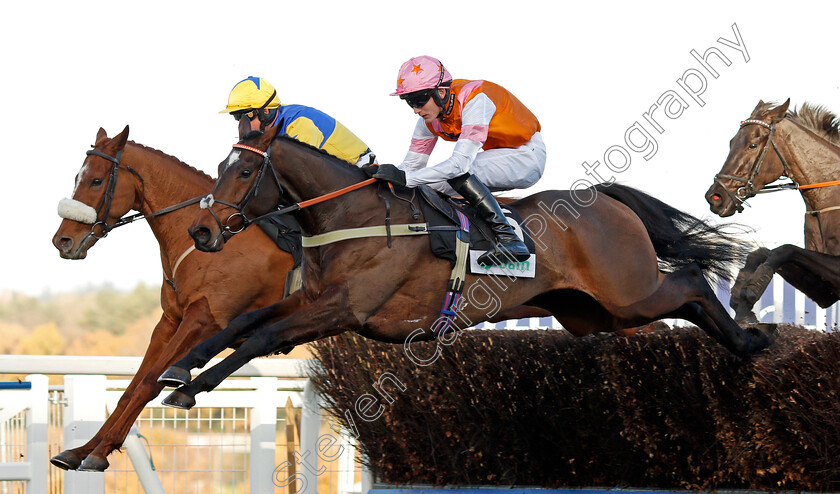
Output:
top-left (0, 376), bottom-right (48, 492)
top-left (0, 357), bottom-right (373, 494)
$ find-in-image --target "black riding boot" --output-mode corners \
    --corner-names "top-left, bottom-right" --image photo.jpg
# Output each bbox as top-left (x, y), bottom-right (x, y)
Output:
top-left (448, 174), bottom-right (530, 266)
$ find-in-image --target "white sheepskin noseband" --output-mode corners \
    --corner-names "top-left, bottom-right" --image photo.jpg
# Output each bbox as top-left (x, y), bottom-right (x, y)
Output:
top-left (57, 198), bottom-right (97, 224)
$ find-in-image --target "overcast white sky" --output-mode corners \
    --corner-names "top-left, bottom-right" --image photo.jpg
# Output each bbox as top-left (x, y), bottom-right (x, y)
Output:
top-left (1, 1), bottom-right (838, 296)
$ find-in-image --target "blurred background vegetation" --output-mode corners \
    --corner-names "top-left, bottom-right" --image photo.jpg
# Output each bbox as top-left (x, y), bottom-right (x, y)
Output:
top-left (0, 283), bottom-right (161, 357)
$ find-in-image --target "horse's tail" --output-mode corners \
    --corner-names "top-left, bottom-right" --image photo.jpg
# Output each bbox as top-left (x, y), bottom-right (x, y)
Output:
top-left (592, 183), bottom-right (748, 281)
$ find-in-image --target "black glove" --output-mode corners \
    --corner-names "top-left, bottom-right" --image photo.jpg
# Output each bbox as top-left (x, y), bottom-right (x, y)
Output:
top-left (372, 164), bottom-right (407, 186)
top-left (359, 163), bottom-right (378, 178)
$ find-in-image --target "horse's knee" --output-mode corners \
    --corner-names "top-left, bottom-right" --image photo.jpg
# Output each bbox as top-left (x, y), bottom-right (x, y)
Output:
top-left (767, 244), bottom-right (800, 265)
top-left (745, 247), bottom-right (772, 267)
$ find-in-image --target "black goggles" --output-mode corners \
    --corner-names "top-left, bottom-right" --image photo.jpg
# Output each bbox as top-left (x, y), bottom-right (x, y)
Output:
top-left (402, 90), bottom-right (434, 109)
top-left (232, 109), bottom-right (259, 121)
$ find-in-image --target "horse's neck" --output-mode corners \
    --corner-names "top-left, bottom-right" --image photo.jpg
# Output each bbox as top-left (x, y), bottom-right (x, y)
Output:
top-left (124, 143), bottom-right (211, 262)
top-left (275, 140), bottom-right (384, 235)
top-left (781, 121), bottom-right (840, 210)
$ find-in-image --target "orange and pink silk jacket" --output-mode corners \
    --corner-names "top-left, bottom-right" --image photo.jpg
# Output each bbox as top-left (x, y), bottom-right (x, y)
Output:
top-left (399, 79), bottom-right (540, 187)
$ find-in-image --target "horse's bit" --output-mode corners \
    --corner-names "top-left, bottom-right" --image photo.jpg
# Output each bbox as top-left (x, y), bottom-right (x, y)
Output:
top-left (713, 119), bottom-right (798, 213)
top-left (199, 143), bottom-right (285, 236)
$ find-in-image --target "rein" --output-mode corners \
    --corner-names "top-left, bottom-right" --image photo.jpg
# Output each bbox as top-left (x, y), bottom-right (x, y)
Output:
top-left (200, 143), bottom-right (376, 235)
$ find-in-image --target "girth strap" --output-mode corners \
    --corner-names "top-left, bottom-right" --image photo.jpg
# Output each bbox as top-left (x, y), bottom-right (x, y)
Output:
top-left (431, 210), bottom-right (471, 337)
top-left (807, 205), bottom-right (840, 215)
top-left (301, 223), bottom-right (429, 247)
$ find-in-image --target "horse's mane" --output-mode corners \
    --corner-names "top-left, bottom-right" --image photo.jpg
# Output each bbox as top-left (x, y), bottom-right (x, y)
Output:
top-left (786, 103), bottom-right (840, 147)
top-left (269, 133), bottom-right (367, 175)
top-left (127, 140), bottom-right (215, 181)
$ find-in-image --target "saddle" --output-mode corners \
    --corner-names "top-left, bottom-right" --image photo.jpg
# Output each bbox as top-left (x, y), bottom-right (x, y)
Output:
top-left (412, 185), bottom-right (536, 269)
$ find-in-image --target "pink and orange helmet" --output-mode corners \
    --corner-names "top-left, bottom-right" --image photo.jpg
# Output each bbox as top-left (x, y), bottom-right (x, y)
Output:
top-left (391, 56), bottom-right (453, 96)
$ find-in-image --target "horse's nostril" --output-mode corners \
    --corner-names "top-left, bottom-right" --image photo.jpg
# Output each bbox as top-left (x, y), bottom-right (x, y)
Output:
top-left (191, 226), bottom-right (211, 243)
top-left (58, 237), bottom-right (72, 249)
top-left (711, 194), bottom-right (721, 201)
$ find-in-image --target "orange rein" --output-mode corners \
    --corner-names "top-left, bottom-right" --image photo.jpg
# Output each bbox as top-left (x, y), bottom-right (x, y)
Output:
top-left (230, 143), bottom-right (378, 222)
top-left (298, 177), bottom-right (377, 208)
top-left (798, 179), bottom-right (840, 190)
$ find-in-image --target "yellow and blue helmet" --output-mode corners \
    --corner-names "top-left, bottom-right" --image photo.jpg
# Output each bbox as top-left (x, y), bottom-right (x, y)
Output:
top-left (220, 77), bottom-right (281, 114)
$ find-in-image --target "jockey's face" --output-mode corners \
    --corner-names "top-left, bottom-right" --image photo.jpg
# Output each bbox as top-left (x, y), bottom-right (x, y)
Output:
top-left (412, 88), bottom-right (447, 123)
top-left (233, 109), bottom-right (269, 132)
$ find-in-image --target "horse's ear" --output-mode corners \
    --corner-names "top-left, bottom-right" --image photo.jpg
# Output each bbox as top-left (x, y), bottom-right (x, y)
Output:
top-left (95, 127), bottom-right (108, 144)
top-left (113, 125), bottom-right (130, 151)
top-left (237, 117), bottom-right (250, 140)
top-left (750, 100), bottom-right (766, 117)
top-left (764, 99), bottom-right (790, 124)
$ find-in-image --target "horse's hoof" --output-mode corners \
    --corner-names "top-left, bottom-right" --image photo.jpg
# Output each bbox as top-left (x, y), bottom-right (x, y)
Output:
top-left (50, 450), bottom-right (83, 470)
top-left (750, 322), bottom-right (778, 337)
top-left (77, 454), bottom-right (109, 472)
top-left (162, 390), bottom-right (196, 410)
top-left (735, 312), bottom-right (760, 325)
top-left (743, 288), bottom-right (758, 305)
top-left (279, 345), bottom-right (295, 355)
top-left (745, 322), bottom-right (779, 354)
top-left (158, 366), bottom-right (191, 387)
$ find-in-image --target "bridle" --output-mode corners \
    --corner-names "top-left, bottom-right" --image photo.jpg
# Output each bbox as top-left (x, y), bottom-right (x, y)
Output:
top-left (198, 143), bottom-right (285, 236)
top-left (67, 148), bottom-right (203, 242)
top-left (713, 119), bottom-right (798, 213)
top-left (199, 141), bottom-right (377, 237)
top-left (81, 149), bottom-right (143, 240)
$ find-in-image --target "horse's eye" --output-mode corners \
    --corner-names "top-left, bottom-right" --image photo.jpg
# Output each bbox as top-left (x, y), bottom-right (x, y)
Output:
top-left (239, 168), bottom-right (252, 178)
top-left (749, 143), bottom-right (758, 149)
top-left (91, 178), bottom-right (104, 186)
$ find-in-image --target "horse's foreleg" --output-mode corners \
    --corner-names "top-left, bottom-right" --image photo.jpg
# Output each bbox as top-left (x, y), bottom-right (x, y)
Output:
top-left (758, 245), bottom-right (840, 309)
top-left (78, 300), bottom-right (222, 471)
top-left (50, 312), bottom-right (180, 471)
top-left (160, 292), bottom-right (306, 384)
top-left (729, 247), bottom-right (771, 323)
top-left (163, 288), bottom-right (354, 410)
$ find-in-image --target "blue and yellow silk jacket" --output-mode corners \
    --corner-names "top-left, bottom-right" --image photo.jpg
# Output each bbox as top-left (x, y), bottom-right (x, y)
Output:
top-left (271, 105), bottom-right (370, 164)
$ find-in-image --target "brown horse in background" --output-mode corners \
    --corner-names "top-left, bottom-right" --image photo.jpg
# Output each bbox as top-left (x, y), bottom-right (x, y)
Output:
top-left (157, 120), bottom-right (776, 409)
top-left (706, 99), bottom-right (840, 323)
top-left (49, 127), bottom-right (293, 472)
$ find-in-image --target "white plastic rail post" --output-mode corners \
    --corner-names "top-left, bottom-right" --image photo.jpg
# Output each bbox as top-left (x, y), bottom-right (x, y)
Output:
top-left (773, 274), bottom-right (784, 324)
top-left (250, 377), bottom-right (279, 494)
top-left (123, 425), bottom-right (165, 494)
top-left (25, 375), bottom-right (48, 493)
top-left (299, 379), bottom-right (321, 494)
top-left (63, 375), bottom-right (106, 493)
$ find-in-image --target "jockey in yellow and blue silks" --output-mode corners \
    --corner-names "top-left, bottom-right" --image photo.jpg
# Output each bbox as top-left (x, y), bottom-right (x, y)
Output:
top-left (220, 77), bottom-right (376, 166)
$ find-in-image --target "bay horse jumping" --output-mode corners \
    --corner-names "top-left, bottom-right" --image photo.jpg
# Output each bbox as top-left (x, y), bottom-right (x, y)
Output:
top-left (49, 126), bottom-right (293, 472)
top-left (157, 119), bottom-right (776, 409)
top-left (706, 99), bottom-right (840, 323)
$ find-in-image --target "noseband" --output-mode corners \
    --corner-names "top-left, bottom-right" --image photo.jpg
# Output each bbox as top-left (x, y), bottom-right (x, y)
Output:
top-left (714, 119), bottom-right (797, 212)
top-left (199, 143), bottom-right (285, 236)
